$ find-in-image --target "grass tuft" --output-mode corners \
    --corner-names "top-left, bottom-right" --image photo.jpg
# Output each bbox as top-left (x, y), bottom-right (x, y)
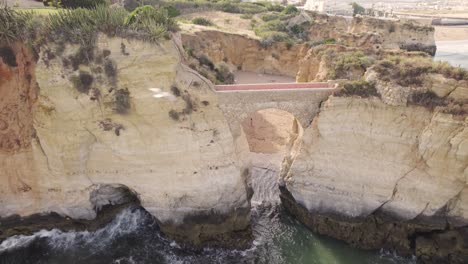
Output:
top-left (192, 17), bottom-right (214, 26)
top-left (336, 80), bottom-right (379, 98)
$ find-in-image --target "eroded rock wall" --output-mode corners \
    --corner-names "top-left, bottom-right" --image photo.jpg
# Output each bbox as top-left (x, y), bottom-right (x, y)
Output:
top-left (181, 30), bottom-right (309, 77)
top-left (0, 35), bottom-right (250, 247)
top-left (307, 14), bottom-right (436, 55)
top-left (281, 87), bottom-right (468, 262)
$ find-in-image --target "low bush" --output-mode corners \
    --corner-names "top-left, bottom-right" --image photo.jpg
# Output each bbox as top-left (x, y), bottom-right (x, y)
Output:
top-left (168, 109), bottom-right (180, 121)
top-left (409, 90), bottom-right (447, 109)
top-left (114, 88), bottom-right (131, 114)
top-left (45, 5), bottom-right (177, 46)
top-left (282, 5), bottom-right (298, 15)
top-left (259, 31), bottom-right (291, 47)
top-left (309, 38), bottom-right (337, 47)
top-left (265, 3), bottom-right (284, 12)
top-left (197, 54), bottom-right (214, 70)
top-left (255, 19), bottom-right (286, 33)
top-left (323, 50), bottom-right (374, 80)
top-left (240, 14), bottom-right (253, 19)
top-left (432, 61), bottom-right (468, 81)
top-left (44, 0), bottom-right (107, 8)
top-left (215, 62), bottom-right (234, 84)
top-left (70, 71), bottom-right (94, 93)
top-left (373, 57), bottom-right (433, 86)
top-left (170, 85), bottom-right (181, 97)
top-left (0, 8), bottom-right (36, 44)
top-left (162, 5), bottom-right (181, 18)
top-left (336, 80), bottom-right (379, 98)
top-left (260, 13), bottom-right (280, 22)
top-left (192, 17), bottom-right (214, 26)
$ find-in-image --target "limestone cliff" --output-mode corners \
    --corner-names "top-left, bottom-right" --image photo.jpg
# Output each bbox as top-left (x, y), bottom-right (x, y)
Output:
top-left (0, 35), bottom-right (250, 247)
top-left (307, 14), bottom-right (437, 55)
top-left (181, 30), bottom-right (308, 78)
top-left (281, 76), bottom-right (468, 263)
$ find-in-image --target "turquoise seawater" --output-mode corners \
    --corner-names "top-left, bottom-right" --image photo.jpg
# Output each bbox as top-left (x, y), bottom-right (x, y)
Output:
top-left (0, 206), bottom-right (416, 264)
top-left (435, 39), bottom-right (468, 69)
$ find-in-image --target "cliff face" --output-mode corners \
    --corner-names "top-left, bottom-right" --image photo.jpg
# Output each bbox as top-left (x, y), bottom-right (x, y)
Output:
top-left (181, 30), bottom-right (308, 77)
top-left (0, 35), bottom-right (250, 247)
top-left (181, 14), bottom-right (436, 84)
top-left (350, 17), bottom-right (436, 55)
top-left (281, 78), bottom-right (468, 263)
top-left (307, 14), bottom-right (437, 55)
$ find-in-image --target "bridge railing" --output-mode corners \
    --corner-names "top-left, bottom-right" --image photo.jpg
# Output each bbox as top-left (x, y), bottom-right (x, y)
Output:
top-left (214, 82), bottom-right (332, 91)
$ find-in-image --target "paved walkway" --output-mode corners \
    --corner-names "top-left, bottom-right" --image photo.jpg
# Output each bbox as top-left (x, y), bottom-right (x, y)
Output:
top-left (215, 82), bottom-right (331, 92)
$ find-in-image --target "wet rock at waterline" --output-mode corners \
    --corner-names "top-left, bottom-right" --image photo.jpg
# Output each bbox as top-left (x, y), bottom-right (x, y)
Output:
top-left (281, 93), bottom-right (468, 263)
top-left (0, 36), bottom-right (250, 248)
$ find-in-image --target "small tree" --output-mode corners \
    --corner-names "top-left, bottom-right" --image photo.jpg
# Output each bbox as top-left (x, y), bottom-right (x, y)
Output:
top-left (350, 2), bottom-right (365, 16)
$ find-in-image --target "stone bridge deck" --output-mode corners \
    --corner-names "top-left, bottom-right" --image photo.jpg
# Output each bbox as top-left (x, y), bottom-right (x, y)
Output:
top-left (215, 82), bottom-right (332, 92)
top-left (215, 82), bottom-right (337, 130)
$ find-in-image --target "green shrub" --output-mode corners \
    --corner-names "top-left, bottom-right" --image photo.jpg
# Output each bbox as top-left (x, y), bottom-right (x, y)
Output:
top-left (433, 61), bottom-right (468, 81)
top-left (259, 31), bottom-right (290, 47)
top-left (125, 6), bottom-right (177, 42)
top-left (192, 17), bottom-right (214, 26)
top-left (70, 71), bottom-right (94, 93)
top-left (219, 2), bottom-right (241, 13)
top-left (170, 85), bottom-right (181, 97)
top-left (168, 110), bottom-right (180, 121)
top-left (254, 19), bottom-right (286, 35)
top-left (43, 0), bottom-right (108, 9)
top-left (114, 88), bottom-right (131, 114)
top-left (215, 62), bottom-right (234, 84)
top-left (260, 13), bottom-right (280, 22)
top-left (324, 50), bottom-right (374, 80)
top-left (45, 5), bottom-right (177, 45)
top-left (350, 2), bottom-right (365, 16)
top-left (282, 5), bottom-right (298, 15)
top-left (218, 1), bottom-right (267, 14)
top-left (373, 57), bottom-right (433, 86)
top-left (240, 14), bottom-right (253, 19)
top-left (409, 90), bottom-right (447, 109)
top-left (197, 54), bottom-right (214, 70)
top-left (0, 8), bottom-right (36, 44)
top-left (336, 80), bottom-right (379, 98)
top-left (309, 38), bottom-right (337, 47)
top-left (266, 3), bottom-right (284, 12)
top-left (162, 5), bottom-right (181, 18)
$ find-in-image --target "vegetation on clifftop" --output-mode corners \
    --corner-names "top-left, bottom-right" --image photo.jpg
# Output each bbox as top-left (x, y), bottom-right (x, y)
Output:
top-left (336, 79), bottom-right (379, 98)
top-left (373, 56), bottom-right (468, 87)
top-left (157, 0), bottom-right (285, 15)
top-left (0, 5), bottom-right (178, 46)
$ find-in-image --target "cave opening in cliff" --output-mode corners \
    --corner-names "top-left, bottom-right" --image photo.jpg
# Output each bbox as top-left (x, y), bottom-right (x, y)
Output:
top-left (240, 108), bottom-right (303, 205)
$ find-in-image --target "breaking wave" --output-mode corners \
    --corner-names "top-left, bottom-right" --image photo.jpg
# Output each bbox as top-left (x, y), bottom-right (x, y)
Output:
top-left (0, 169), bottom-right (417, 264)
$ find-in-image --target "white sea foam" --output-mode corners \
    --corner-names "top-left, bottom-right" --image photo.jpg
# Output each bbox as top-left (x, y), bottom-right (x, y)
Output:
top-left (0, 208), bottom-right (146, 253)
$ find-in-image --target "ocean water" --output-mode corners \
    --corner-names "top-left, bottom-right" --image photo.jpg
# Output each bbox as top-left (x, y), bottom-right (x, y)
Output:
top-left (0, 205), bottom-right (416, 264)
top-left (6, 36), bottom-right (468, 264)
top-left (0, 167), bottom-right (417, 264)
top-left (435, 39), bottom-right (468, 69)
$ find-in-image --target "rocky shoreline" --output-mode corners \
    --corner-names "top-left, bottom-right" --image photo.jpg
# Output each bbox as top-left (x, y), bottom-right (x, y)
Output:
top-left (280, 185), bottom-right (468, 264)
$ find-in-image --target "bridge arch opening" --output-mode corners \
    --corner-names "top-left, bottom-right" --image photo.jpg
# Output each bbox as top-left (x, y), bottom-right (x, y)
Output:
top-left (240, 108), bottom-right (303, 205)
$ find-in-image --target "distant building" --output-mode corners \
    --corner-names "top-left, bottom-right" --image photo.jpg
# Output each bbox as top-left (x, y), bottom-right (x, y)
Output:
top-left (303, 0), bottom-right (353, 15)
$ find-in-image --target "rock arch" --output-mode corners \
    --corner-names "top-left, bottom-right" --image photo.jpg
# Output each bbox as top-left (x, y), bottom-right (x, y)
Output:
top-left (236, 108), bottom-right (305, 204)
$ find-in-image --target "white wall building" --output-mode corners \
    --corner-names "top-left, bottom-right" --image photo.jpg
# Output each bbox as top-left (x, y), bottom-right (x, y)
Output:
top-left (304, 0), bottom-right (353, 15)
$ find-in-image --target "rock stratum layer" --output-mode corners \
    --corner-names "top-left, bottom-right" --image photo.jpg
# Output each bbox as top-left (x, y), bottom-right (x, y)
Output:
top-left (0, 35), bottom-right (250, 247)
top-left (281, 85), bottom-right (468, 263)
